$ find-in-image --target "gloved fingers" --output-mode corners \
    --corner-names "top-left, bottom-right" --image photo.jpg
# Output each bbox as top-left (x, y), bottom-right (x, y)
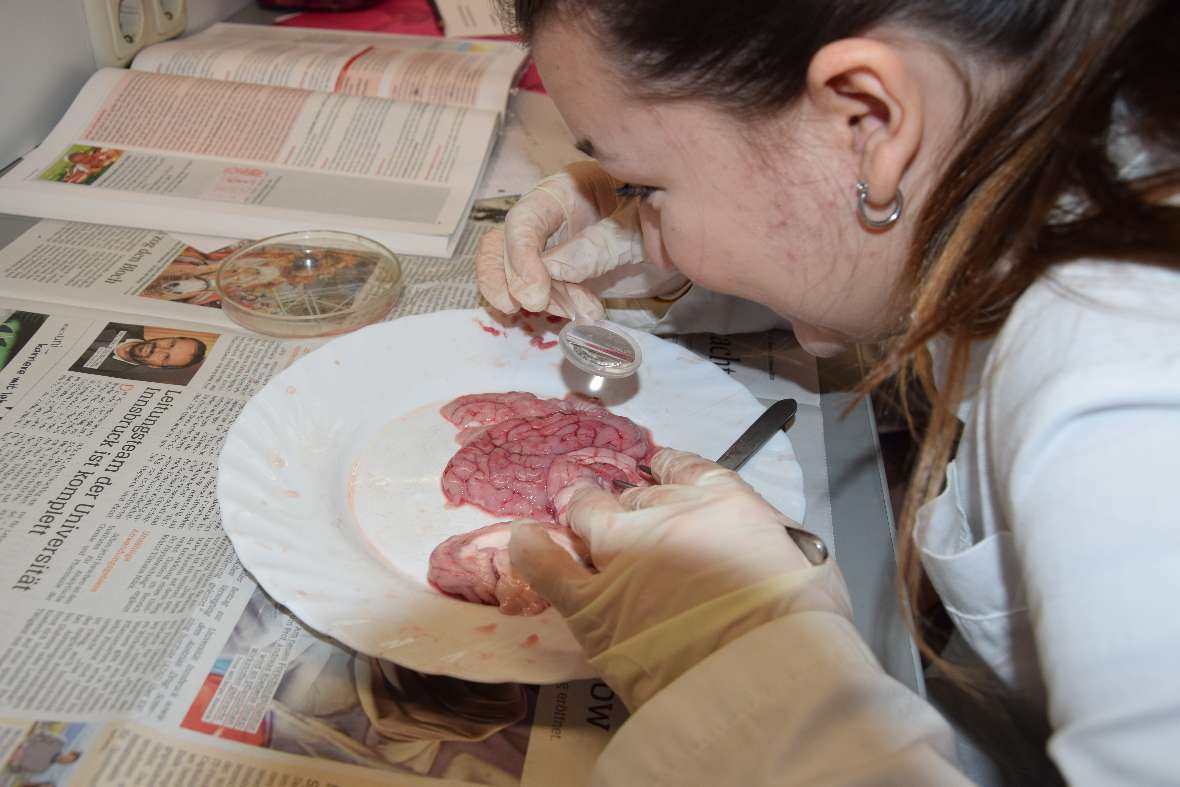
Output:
top-left (503, 188), bottom-right (570, 312)
top-left (650, 447), bottom-right (749, 489)
top-left (508, 521), bottom-right (593, 618)
top-left (616, 482), bottom-right (706, 511)
top-left (565, 159), bottom-right (623, 219)
top-left (547, 281), bottom-right (606, 321)
top-left (555, 479), bottom-right (623, 526)
top-left (591, 263), bottom-right (689, 300)
top-left (474, 228), bottom-right (519, 314)
top-left (503, 245), bottom-right (551, 314)
top-left (540, 204), bottom-right (646, 283)
top-left (804, 561), bottom-right (855, 619)
top-left (554, 480), bottom-right (629, 567)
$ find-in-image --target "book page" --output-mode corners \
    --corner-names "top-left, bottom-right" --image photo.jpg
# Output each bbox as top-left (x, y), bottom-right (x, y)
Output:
top-left (132, 22), bottom-right (528, 114)
top-left (0, 69), bottom-right (500, 256)
top-left (81, 70), bottom-right (492, 185)
top-left (434, 0), bottom-right (510, 38)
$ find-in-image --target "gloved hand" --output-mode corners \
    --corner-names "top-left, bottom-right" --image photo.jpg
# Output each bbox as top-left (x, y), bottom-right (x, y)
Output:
top-left (509, 448), bottom-right (852, 711)
top-left (475, 160), bottom-right (687, 319)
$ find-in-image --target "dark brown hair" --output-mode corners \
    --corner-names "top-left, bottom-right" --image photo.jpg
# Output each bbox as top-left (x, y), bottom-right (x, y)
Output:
top-left (501, 0), bottom-right (1180, 666)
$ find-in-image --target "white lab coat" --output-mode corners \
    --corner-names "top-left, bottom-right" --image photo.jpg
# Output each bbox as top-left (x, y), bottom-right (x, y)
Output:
top-left (592, 257), bottom-right (1180, 785)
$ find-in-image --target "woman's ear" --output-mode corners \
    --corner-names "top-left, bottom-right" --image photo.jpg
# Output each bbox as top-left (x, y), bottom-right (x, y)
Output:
top-left (806, 38), bottom-right (923, 210)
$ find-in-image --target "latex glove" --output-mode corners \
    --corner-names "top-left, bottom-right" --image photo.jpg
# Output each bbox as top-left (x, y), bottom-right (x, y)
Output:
top-left (475, 160), bottom-right (687, 319)
top-left (509, 448), bottom-right (851, 711)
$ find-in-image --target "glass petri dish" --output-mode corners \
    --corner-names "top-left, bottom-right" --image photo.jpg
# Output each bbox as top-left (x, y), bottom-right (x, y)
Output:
top-left (216, 230), bottom-right (402, 338)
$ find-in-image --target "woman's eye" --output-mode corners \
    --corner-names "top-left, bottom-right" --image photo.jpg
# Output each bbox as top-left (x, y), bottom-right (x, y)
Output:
top-left (615, 183), bottom-right (658, 201)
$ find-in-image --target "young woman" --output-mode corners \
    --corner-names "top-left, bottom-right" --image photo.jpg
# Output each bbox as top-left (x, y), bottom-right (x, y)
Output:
top-left (475, 2), bottom-right (1180, 782)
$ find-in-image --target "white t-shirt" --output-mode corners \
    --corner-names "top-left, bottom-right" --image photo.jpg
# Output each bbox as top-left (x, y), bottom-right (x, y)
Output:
top-left (593, 258), bottom-right (1180, 785)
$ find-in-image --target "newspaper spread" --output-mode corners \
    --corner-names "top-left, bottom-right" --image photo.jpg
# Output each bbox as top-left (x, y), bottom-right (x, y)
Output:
top-left (0, 217), bottom-right (827, 787)
top-left (0, 24), bottom-right (529, 257)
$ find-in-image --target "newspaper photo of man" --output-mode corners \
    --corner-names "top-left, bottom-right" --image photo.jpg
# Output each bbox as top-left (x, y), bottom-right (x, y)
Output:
top-left (68, 323), bottom-right (219, 386)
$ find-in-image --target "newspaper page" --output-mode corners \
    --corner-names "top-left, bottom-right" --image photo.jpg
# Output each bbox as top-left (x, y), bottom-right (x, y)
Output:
top-left (0, 217), bottom-right (832, 545)
top-left (0, 216), bottom-right (832, 544)
top-left (0, 221), bottom-right (241, 334)
top-left (0, 67), bottom-right (501, 257)
top-left (0, 218), bottom-right (827, 786)
top-left (0, 295), bottom-right (628, 786)
top-left (0, 717), bottom-right (517, 786)
top-left (0, 312), bottom-right (826, 787)
top-left (0, 298), bottom-right (307, 722)
top-left (131, 23), bottom-right (527, 114)
top-left (0, 245), bottom-right (630, 785)
top-left (0, 218), bottom-right (494, 335)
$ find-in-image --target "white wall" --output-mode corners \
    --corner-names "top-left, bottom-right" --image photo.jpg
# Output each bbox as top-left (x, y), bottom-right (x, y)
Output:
top-left (0, 0), bottom-right (254, 169)
top-left (187, 0), bottom-right (258, 32)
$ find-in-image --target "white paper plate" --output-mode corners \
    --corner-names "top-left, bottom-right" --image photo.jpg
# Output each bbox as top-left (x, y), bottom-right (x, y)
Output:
top-left (218, 309), bottom-right (804, 684)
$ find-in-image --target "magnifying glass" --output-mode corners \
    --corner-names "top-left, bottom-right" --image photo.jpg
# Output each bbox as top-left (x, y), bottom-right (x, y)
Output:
top-left (548, 285), bottom-right (643, 390)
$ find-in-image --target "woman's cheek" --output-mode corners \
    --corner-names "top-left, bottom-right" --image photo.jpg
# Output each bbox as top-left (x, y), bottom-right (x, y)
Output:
top-left (642, 198), bottom-right (733, 295)
top-left (655, 222), bottom-right (723, 293)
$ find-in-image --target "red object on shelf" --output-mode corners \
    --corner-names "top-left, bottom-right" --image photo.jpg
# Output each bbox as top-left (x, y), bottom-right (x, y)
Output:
top-left (259, 0), bottom-right (383, 10)
top-left (276, 0), bottom-right (439, 33)
top-left (275, 0), bottom-right (545, 92)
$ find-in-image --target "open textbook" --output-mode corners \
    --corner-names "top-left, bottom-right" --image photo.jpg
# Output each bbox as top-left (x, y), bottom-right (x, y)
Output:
top-left (0, 23), bottom-right (529, 258)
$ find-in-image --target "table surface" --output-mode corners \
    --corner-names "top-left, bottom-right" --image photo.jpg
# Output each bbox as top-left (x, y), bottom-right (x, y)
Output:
top-left (0, 3), bottom-right (923, 697)
top-left (231, 3), bottom-right (921, 696)
top-left (0, 204), bottom-right (920, 700)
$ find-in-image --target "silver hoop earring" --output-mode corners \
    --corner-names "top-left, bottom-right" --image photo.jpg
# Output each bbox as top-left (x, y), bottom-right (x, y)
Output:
top-left (856, 181), bottom-right (903, 229)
